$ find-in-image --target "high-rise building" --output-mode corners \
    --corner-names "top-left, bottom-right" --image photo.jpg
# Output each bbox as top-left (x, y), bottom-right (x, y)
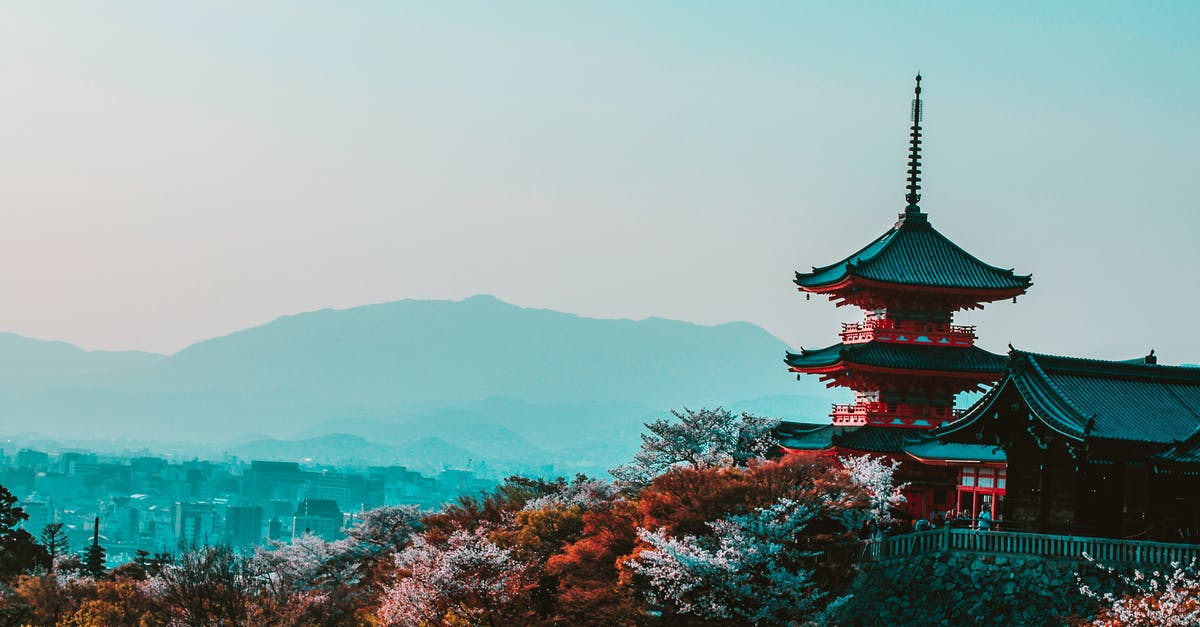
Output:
top-left (291, 499), bottom-right (343, 541)
top-left (225, 505), bottom-right (264, 547)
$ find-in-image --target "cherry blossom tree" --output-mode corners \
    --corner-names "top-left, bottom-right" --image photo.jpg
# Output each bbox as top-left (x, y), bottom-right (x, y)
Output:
top-left (378, 527), bottom-right (529, 626)
top-left (251, 533), bottom-right (352, 597)
top-left (339, 505), bottom-right (424, 588)
top-left (521, 475), bottom-right (617, 513)
top-left (838, 454), bottom-right (908, 534)
top-left (610, 407), bottom-right (780, 487)
top-left (1080, 559), bottom-right (1200, 626)
top-left (628, 497), bottom-right (825, 625)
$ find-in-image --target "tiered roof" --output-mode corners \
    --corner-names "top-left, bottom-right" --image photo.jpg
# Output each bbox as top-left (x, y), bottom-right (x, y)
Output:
top-left (775, 422), bottom-right (924, 455)
top-left (775, 421), bottom-right (1006, 462)
top-left (785, 342), bottom-right (1006, 377)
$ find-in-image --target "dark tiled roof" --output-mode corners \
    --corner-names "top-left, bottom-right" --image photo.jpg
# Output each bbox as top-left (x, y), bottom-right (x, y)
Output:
top-left (785, 342), bottom-right (1007, 374)
top-left (835, 425), bottom-right (930, 454)
top-left (949, 351), bottom-right (1200, 445)
top-left (775, 422), bottom-right (929, 455)
top-left (775, 421), bottom-right (840, 450)
top-left (776, 421), bottom-right (1003, 462)
top-left (794, 213), bottom-right (1031, 292)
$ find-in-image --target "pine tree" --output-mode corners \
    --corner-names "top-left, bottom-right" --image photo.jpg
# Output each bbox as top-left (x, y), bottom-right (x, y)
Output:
top-left (39, 522), bottom-right (69, 568)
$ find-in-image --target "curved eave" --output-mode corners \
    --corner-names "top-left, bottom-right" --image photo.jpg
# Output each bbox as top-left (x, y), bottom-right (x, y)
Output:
top-left (935, 379), bottom-right (1010, 438)
top-left (906, 453), bottom-right (1006, 467)
top-left (794, 229), bottom-right (896, 288)
top-left (1009, 355), bottom-right (1091, 440)
top-left (937, 370), bottom-right (1087, 442)
top-left (795, 273), bottom-right (1032, 302)
top-left (785, 344), bottom-right (1007, 380)
top-left (788, 362), bottom-right (1004, 381)
top-left (780, 445), bottom-right (836, 456)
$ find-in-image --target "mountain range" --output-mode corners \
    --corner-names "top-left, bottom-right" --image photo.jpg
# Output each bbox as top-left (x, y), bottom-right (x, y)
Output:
top-left (0, 295), bottom-right (837, 474)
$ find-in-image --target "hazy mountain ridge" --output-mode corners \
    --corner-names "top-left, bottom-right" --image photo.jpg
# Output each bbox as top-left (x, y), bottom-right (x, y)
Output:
top-left (0, 296), bottom-right (838, 470)
top-left (0, 333), bottom-right (164, 393)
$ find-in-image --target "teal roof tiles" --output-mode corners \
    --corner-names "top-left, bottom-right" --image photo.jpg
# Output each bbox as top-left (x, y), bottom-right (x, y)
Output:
top-left (949, 351), bottom-right (1200, 445)
top-left (785, 341), bottom-right (1007, 374)
top-left (794, 213), bottom-right (1032, 292)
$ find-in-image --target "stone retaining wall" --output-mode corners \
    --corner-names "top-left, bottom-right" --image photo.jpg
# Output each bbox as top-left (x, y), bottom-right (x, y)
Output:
top-left (828, 552), bottom-right (1133, 626)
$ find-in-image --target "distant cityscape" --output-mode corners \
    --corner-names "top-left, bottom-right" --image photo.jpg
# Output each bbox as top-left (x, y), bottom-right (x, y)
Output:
top-left (0, 445), bottom-right (497, 565)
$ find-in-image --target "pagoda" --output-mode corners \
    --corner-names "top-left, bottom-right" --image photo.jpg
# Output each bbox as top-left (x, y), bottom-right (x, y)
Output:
top-left (786, 75), bottom-right (1031, 431)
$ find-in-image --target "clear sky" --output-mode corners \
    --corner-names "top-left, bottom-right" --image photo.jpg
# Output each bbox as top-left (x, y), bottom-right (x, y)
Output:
top-left (0, 2), bottom-right (1197, 359)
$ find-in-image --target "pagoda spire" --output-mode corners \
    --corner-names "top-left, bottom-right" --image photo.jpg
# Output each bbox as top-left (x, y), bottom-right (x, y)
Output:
top-left (904, 73), bottom-right (924, 214)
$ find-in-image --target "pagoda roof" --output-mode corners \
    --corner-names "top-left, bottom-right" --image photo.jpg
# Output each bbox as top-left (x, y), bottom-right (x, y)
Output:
top-left (836, 424), bottom-right (927, 454)
top-left (775, 421), bottom-right (841, 451)
top-left (794, 211), bottom-right (1032, 294)
top-left (777, 421), bottom-right (1015, 468)
top-left (942, 350), bottom-right (1200, 445)
top-left (775, 421), bottom-right (930, 455)
top-left (786, 341), bottom-right (1007, 376)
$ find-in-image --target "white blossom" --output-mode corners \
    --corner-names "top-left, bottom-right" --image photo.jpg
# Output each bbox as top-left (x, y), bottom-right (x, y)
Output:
top-left (343, 505), bottom-right (422, 551)
top-left (378, 527), bottom-right (528, 626)
top-left (610, 407), bottom-right (780, 487)
top-left (627, 498), bottom-right (823, 625)
top-left (1080, 559), bottom-right (1200, 626)
top-left (522, 477), bottom-right (617, 512)
top-left (251, 533), bottom-right (354, 594)
top-left (838, 454), bottom-right (908, 531)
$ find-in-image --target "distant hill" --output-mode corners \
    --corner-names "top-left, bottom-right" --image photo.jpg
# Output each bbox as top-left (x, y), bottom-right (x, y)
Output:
top-left (136, 295), bottom-right (808, 407)
top-left (0, 296), bottom-right (837, 470)
top-left (0, 333), bottom-right (163, 392)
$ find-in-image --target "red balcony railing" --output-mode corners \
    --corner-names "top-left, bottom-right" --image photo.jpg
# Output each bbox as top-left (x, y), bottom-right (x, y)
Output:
top-left (840, 319), bottom-right (976, 346)
top-left (831, 402), bottom-right (965, 427)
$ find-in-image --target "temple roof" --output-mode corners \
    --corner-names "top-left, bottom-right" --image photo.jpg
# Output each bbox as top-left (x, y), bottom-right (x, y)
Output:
top-left (775, 421), bottom-right (1009, 465)
top-left (836, 424), bottom-right (926, 454)
top-left (785, 341), bottom-right (1007, 375)
top-left (794, 212), bottom-right (1033, 293)
top-left (943, 350), bottom-right (1200, 445)
top-left (905, 441), bottom-right (1006, 464)
top-left (775, 421), bottom-right (842, 451)
top-left (775, 421), bottom-right (931, 455)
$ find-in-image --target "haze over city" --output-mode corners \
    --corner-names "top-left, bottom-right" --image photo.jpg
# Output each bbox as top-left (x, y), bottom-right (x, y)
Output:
top-left (1, 2), bottom-right (1197, 362)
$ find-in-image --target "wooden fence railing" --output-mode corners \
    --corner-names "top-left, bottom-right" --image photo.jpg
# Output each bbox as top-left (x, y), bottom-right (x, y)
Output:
top-left (824, 527), bottom-right (1200, 566)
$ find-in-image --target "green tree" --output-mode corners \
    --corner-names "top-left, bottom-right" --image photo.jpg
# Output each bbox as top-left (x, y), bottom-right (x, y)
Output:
top-left (39, 522), bottom-right (69, 568)
top-left (0, 483), bottom-right (50, 579)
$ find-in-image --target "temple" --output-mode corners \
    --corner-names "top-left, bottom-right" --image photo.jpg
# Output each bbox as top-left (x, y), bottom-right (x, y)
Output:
top-left (938, 350), bottom-right (1200, 540)
top-left (777, 76), bottom-right (1200, 541)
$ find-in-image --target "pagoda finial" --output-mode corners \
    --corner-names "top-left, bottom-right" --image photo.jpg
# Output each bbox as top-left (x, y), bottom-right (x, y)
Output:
top-left (904, 73), bottom-right (924, 212)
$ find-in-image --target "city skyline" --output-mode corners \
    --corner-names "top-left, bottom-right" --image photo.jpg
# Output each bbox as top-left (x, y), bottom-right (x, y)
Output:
top-left (1, 3), bottom-right (1197, 361)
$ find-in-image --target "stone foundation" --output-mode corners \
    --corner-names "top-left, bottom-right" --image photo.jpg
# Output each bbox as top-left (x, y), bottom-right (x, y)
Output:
top-left (828, 552), bottom-right (1134, 626)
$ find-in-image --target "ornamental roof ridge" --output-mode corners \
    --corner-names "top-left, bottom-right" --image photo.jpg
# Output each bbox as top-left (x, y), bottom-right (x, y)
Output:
top-left (1014, 350), bottom-right (1200, 383)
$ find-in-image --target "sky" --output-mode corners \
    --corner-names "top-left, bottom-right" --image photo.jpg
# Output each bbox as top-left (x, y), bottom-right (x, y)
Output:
top-left (0, 2), bottom-right (1197, 360)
